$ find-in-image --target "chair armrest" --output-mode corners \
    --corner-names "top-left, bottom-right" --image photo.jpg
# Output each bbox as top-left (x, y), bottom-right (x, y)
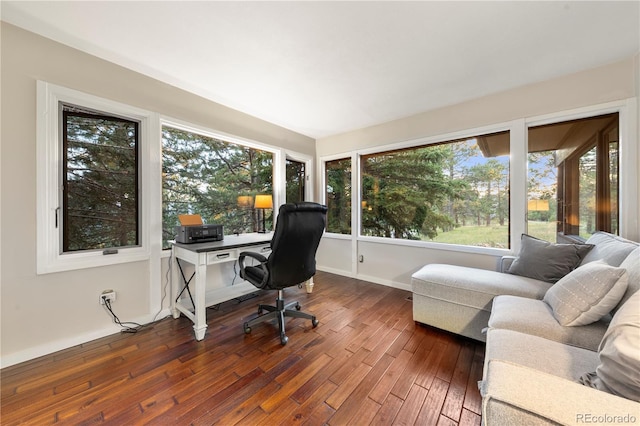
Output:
top-left (239, 251), bottom-right (268, 264)
top-left (481, 360), bottom-right (639, 426)
top-left (499, 255), bottom-right (516, 273)
top-left (238, 251), bottom-right (269, 288)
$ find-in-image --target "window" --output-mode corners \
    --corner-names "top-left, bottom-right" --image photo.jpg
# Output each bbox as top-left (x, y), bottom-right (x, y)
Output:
top-left (37, 82), bottom-right (151, 274)
top-left (286, 159), bottom-right (305, 203)
top-left (62, 104), bottom-right (139, 252)
top-left (325, 158), bottom-right (351, 234)
top-left (162, 125), bottom-right (274, 249)
top-left (527, 113), bottom-right (619, 242)
top-left (361, 131), bottom-right (510, 248)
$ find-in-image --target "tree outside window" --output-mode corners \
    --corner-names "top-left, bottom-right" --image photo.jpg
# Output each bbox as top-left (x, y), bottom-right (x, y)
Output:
top-left (325, 158), bottom-right (351, 234)
top-left (162, 126), bottom-right (273, 249)
top-left (361, 131), bottom-right (510, 248)
top-left (62, 104), bottom-right (139, 252)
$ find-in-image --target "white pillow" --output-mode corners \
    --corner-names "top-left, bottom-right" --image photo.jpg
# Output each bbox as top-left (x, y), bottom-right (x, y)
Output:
top-left (543, 260), bottom-right (628, 326)
top-left (579, 290), bottom-right (640, 401)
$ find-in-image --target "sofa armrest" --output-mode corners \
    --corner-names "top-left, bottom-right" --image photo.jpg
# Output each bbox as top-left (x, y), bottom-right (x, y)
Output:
top-left (481, 360), bottom-right (639, 426)
top-left (499, 256), bottom-right (516, 273)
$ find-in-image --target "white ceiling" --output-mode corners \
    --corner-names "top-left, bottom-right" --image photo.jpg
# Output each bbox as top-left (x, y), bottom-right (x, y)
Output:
top-left (2, 1), bottom-right (639, 139)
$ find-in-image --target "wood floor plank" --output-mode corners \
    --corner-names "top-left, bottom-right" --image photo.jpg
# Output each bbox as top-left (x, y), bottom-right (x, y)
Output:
top-left (392, 383), bottom-right (430, 425)
top-left (0, 271), bottom-right (485, 425)
top-left (441, 340), bottom-right (475, 421)
top-left (367, 348), bottom-right (414, 404)
top-left (416, 377), bottom-right (451, 426)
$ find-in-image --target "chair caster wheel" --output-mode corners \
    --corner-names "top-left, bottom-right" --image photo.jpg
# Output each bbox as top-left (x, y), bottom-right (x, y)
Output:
top-left (295, 303), bottom-right (301, 311)
top-left (312, 317), bottom-right (319, 328)
top-left (280, 335), bottom-right (288, 345)
top-left (244, 323), bottom-right (251, 334)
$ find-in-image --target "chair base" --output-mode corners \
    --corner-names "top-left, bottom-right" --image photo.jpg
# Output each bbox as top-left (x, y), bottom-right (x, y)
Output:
top-left (243, 290), bottom-right (318, 345)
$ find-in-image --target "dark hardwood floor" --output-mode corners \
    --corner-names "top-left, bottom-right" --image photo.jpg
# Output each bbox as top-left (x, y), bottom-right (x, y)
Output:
top-left (1, 271), bottom-right (485, 425)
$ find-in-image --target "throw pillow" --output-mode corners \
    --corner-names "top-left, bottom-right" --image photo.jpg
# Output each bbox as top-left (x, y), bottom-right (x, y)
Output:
top-left (580, 231), bottom-right (638, 267)
top-left (543, 260), bottom-right (628, 326)
top-left (507, 234), bottom-right (594, 283)
top-left (579, 290), bottom-right (640, 402)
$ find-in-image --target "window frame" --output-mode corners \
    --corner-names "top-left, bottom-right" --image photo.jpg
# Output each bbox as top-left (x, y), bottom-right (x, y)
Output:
top-left (36, 81), bottom-right (153, 274)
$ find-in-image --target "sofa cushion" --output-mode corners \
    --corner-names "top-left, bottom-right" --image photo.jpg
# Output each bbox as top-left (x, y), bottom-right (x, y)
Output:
top-left (579, 290), bottom-right (640, 402)
top-left (507, 234), bottom-right (594, 283)
top-left (543, 260), bottom-right (628, 326)
top-left (412, 264), bottom-right (552, 312)
top-left (580, 231), bottom-right (639, 267)
top-left (484, 328), bottom-right (599, 381)
top-left (613, 247), bottom-right (640, 314)
top-left (489, 295), bottom-right (608, 351)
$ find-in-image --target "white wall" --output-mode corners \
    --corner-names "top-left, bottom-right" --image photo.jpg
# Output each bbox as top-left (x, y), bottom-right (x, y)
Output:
top-left (315, 56), bottom-right (640, 288)
top-left (0, 23), bottom-right (315, 367)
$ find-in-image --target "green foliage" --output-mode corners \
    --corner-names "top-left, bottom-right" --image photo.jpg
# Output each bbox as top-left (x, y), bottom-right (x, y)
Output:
top-left (358, 140), bottom-right (510, 243)
top-left (326, 158), bottom-right (352, 234)
top-left (64, 111), bottom-right (138, 251)
top-left (162, 127), bottom-right (273, 248)
top-left (286, 159), bottom-right (305, 203)
top-left (362, 146), bottom-right (459, 239)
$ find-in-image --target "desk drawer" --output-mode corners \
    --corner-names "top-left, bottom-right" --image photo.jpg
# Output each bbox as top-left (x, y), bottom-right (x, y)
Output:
top-left (207, 249), bottom-right (237, 264)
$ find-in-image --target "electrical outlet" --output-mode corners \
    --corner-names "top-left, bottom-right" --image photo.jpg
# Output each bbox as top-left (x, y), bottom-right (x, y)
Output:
top-left (100, 290), bottom-right (116, 305)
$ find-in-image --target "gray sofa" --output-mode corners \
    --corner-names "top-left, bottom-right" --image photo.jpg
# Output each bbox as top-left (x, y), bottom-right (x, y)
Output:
top-left (411, 232), bottom-right (640, 425)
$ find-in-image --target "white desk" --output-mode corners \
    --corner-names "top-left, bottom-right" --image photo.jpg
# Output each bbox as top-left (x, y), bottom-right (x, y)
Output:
top-left (171, 233), bottom-right (272, 341)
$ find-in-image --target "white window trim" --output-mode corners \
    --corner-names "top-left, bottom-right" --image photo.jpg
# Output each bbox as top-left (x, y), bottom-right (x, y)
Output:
top-left (36, 81), bottom-right (153, 274)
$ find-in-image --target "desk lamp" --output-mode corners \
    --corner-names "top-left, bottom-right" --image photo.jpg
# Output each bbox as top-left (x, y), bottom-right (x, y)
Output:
top-left (255, 194), bottom-right (273, 233)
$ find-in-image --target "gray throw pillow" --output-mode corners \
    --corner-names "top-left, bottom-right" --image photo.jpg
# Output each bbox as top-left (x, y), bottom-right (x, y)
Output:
top-left (579, 290), bottom-right (640, 402)
top-left (543, 260), bottom-right (628, 326)
top-left (580, 231), bottom-right (639, 267)
top-left (507, 234), bottom-right (594, 283)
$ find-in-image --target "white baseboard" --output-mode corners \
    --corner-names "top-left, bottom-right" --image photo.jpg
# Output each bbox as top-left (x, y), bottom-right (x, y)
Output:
top-left (316, 266), bottom-right (412, 292)
top-left (0, 308), bottom-right (172, 369)
top-left (317, 265), bottom-right (356, 277)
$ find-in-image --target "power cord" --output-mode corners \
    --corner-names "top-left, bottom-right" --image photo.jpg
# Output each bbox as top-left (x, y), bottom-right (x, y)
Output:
top-left (152, 250), bottom-right (172, 322)
top-left (102, 296), bottom-right (145, 333)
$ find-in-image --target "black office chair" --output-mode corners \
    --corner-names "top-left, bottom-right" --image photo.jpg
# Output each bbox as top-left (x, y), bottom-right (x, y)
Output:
top-left (238, 202), bottom-right (327, 345)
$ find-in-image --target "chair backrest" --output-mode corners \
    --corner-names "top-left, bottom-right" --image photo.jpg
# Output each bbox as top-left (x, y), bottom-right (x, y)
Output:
top-left (266, 202), bottom-right (328, 289)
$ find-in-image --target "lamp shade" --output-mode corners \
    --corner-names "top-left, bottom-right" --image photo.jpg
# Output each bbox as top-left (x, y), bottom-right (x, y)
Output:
top-left (528, 199), bottom-right (550, 211)
top-left (237, 195), bottom-right (253, 207)
top-left (255, 194), bottom-right (273, 209)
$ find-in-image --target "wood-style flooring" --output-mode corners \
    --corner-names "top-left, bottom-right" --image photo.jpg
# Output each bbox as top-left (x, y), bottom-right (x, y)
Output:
top-left (1, 271), bottom-right (485, 425)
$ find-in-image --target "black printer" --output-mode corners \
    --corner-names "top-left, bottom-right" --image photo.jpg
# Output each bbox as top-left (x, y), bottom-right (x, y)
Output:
top-left (174, 224), bottom-right (223, 244)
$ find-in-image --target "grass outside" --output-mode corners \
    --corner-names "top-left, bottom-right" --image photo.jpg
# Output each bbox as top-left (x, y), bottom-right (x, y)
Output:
top-left (426, 221), bottom-right (557, 248)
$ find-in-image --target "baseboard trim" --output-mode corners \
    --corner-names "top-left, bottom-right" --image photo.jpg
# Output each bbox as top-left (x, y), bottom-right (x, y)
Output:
top-left (0, 309), bottom-right (172, 369)
top-left (316, 267), bottom-right (412, 292)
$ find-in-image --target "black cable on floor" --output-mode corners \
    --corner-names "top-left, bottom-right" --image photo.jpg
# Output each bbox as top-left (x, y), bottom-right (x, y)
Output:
top-left (102, 298), bottom-right (145, 333)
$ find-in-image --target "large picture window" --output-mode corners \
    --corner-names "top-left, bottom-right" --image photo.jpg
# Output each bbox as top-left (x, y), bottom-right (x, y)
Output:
top-left (62, 104), bottom-right (140, 252)
top-left (527, 113), bottom-right (619, 242)
top-left (361, 131), bottom-right (510, 248)
top-left (162, 125), bottom-right (273, 248)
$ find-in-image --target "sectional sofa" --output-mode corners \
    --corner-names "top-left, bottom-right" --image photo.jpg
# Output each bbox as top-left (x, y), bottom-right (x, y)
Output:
top-left (411, 232), bottom-right (640, 425)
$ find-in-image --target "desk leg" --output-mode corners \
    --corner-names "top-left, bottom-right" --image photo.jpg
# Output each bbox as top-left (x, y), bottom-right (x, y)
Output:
top-left (170, 248), bottom-right (180, 319)
top-left (193, 257), bottom-right (208, 341)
